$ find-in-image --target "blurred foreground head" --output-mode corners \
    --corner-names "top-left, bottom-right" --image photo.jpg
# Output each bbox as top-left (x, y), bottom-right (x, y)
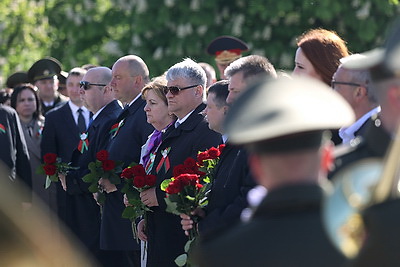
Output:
top-left (0, 162), bottom-right (95, 266)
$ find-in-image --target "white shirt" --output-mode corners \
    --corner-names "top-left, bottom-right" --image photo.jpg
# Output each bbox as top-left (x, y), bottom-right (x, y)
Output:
top-left (92, 105), bottom-right (106, 121)
top-left (339, 106), bottom-right (381, 144)
top-left (175, 109), bottom-right (195, 128)
top-left (126, 93), bottom-right (142, 108)
top-left (68, 101), bottom-right (90, 129)
top-left (222, 134), bottom-right (228, 144)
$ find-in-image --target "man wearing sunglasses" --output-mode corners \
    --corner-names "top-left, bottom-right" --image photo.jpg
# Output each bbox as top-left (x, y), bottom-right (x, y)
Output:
top-left (137, 58), bottom-right (222, 266)
top-left (98, 55), bottom-right (153, 267)
top-left (331, 54), bottom-right (380, 145)
top-left (41, 67), bottom-right (89, 228)
top-left (59, 67), bottom-right (122, 266)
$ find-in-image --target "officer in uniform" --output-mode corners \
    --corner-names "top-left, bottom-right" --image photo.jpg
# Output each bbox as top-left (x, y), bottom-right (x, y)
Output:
top-left (193, 77), bottom-right (354, 267)
top-left (28, 57), bottom-right (68, 114)
top-left (6, 71), bottom-right (29, 89)
top-left (207, 35), bottom-right (248, 79)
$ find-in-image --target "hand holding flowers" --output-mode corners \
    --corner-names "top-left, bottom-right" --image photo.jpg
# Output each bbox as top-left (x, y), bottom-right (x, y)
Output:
top-left (82, 150), bottom-right (123, 204)
top-left (160, 144), bottom-right (225, 266)
top-left (121, 163), bottom-right (157, 241)
top-left (37, 153), bottom-right (79, 189)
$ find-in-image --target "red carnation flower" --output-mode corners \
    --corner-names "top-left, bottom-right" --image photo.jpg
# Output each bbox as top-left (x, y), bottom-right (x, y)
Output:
top-left (132, 165), bottom-right (146, 177)
top-left (133, 176), bottom-right (146, 188)
top-left (102, 159), bottom-right (115, 171)
top-left (208, 147), bottom-right (220, 159)
top-left (121, 167), bottom-right (135, 179)
top-left (173, 164), bottom-right (186, 177)
top-left (43, 164), bottom-right (57, 176)
top-left (177, 173), bottom-right (199, 187)
top-left (166, 179), bottom-right (182, 194)
top-left (197, 151), bottom-right (210, 165)
top-left (184, 157), bottom-right (196, 168)
top-left (96, 150), bottom-right (109, 162)
top-left (145, 174), bottom-right (157, 187)
top-left (43, 153), bottom-right (57, 164)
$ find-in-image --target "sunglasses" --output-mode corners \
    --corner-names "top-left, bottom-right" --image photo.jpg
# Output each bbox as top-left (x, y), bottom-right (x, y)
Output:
top-left (79, 81), bottom-right (107, 90)
top-left (331, 81), bottom-right (361, 89)
top-left (163, 84), bottom-right (199, 95)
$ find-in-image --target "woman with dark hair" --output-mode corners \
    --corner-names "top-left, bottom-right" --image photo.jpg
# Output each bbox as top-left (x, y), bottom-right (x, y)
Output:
top-left (293, 28), bottom-right (349, 85)
top-left (11, 84), bottom-right (57, 213)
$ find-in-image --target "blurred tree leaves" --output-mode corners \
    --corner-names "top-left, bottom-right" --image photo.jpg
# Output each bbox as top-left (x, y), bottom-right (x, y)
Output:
top-left (0, 0), bottom-right (398, 83)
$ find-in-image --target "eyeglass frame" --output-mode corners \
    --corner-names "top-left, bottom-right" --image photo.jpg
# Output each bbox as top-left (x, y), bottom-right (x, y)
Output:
top-left (79, 81), bottom-right (107, 90)
top-left (163, 84), bottom-right (200, 95)
top-left (331, 81), bottom-right (362, 89)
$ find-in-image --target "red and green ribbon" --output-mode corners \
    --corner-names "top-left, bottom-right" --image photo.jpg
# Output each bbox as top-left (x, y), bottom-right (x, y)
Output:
top-left (0, 124), bottom-right (5, 134)
top-left (156, 147), bottom-right (171, 173)
top-left (109, 120), bottom-right (124, 138)
top-left (78, 132), bottom-right (89, 153)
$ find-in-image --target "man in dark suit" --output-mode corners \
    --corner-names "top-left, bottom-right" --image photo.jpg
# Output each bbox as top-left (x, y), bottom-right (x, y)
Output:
top-left (0, 104), bottom-right (32, 207)
top-left (40, 67), bottom-right (89, 224)
top-left (137, 58), bottom-right (222, 266)
top-left (194, 77), bottom-right (353, 267)
top-left (98, 55), bottom-right (153, 267)
top-left (28, 57), bottom-right (68, 115)
top-left (332, 54), bottom-right (380, 145)
top-left (180, 81), bottom-right (256, 237)
top-left (59, 67), bottom-right (121, 265)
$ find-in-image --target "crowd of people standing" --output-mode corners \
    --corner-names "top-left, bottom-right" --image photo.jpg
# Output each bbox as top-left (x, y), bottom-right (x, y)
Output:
top-left (1, 22), bottom-right (400, 267)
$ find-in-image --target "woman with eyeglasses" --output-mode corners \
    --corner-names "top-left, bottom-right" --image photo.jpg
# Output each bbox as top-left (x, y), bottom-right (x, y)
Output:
top-left (122, 76), bottom-right (176, 267)
top-left (10, 84), bottom-right (58, 213)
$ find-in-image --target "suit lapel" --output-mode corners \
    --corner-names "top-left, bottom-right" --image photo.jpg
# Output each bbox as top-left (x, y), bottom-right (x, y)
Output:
top-left (163, 103), bottom-right (206, 141)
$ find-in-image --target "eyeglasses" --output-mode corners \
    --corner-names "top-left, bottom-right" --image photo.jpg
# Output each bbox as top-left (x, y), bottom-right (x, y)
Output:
top-left (79, 81), bottom-right (107, 90)
top-left (331, 81), bottom-right (361, 89)
top-left (163, 84), bottom-right (199, 95)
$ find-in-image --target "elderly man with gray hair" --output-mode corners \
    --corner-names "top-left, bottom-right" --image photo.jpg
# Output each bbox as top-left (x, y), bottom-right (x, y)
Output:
top-left (137, 58), bottom-right (222, 266)
top-left (332, 54), bottom-right (380, 145)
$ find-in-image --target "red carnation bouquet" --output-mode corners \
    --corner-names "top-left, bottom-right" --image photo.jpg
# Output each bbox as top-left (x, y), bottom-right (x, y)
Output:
top-left (160, 144), bottom-right (225, 266)
top-left (82, 149), bottom-right (123, 204)
top-left (37, 153), bottom-right (79, 189)
top-left (120, 163), bottom-right (157, 241)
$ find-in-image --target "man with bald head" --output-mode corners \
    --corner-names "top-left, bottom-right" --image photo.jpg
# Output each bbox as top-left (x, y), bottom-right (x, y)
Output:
top-left (99, 55), bottom-right (153, 266)
top-left (59, 66), bottom-right (122, 265)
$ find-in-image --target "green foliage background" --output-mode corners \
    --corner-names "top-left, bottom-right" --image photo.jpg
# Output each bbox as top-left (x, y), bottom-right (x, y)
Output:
top-left (0, 0), bottom-right (399, 84)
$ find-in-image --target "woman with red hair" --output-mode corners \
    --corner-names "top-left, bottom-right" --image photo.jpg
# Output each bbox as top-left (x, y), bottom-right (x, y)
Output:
top-left (293, 28), bottom-right (349, 85)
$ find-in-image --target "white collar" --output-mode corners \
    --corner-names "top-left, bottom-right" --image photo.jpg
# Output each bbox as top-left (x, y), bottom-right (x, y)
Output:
top-left (339, 106), bottom-right (381, 144)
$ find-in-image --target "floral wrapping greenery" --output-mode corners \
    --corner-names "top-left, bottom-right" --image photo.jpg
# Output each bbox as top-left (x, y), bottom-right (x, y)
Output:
top-left (120, 163), bottom-right (157, 242)
top-left (37, 152), bottom-right (79, 189)
top-left (160, 144), bottom-right (225, 266)
top-left (81, 149), bottom-right (123, 204)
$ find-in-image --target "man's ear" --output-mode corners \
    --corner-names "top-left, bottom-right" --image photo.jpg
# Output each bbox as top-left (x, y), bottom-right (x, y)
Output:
top-left (134, 75), bottom-right (143, 87)
top-left (223, 105), bottom-right (229, 115)
top-left (354, 86), bottom-right (367, 102)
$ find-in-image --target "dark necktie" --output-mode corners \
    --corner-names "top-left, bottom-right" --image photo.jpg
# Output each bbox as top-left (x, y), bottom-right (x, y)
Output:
top-left (77, 108), bottom-right (86, 133)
